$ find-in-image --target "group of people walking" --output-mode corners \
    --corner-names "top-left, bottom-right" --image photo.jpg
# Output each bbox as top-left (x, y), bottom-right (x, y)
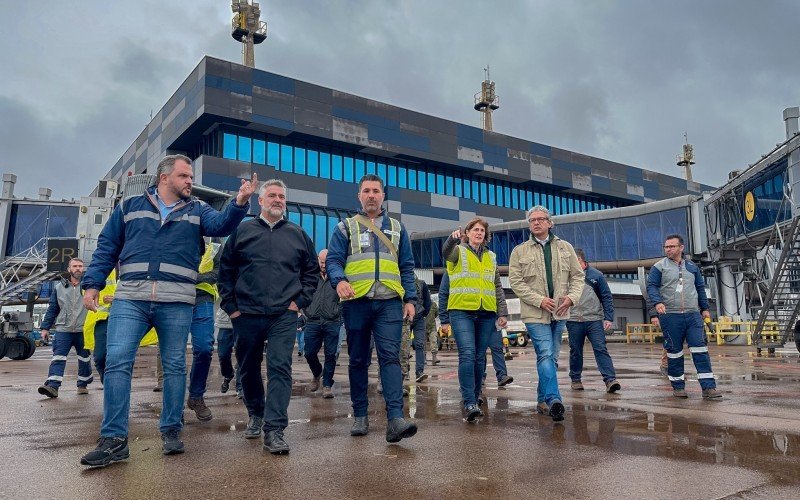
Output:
top-left (33, 154), bottom-right (720, 468)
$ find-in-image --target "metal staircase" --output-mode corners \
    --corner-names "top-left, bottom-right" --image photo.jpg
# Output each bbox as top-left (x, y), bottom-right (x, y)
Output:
top-left (752, 215), bottom-right (800, 352)
top-left (0, 238), bottom-right (61, 305)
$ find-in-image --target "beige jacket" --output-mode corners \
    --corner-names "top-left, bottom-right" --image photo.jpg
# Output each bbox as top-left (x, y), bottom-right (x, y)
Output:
top-left (508, 234), bottom-right (585, 324)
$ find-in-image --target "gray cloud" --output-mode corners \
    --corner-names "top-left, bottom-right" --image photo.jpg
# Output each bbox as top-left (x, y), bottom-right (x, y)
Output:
top-left (2, 0), bottom-right (799, 199)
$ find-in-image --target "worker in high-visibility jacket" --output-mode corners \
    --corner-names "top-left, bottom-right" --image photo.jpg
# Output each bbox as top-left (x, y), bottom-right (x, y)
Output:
top-left (83, 270), bottom-right (157, 383)
top-left (441, 217), bottom-right (508, 423)
top-left (325, 174), bottom-right (418, 444)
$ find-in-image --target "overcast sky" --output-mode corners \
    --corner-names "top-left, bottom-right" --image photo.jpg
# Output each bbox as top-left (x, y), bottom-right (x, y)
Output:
top-left (2, 0), bottom-right (798, 200)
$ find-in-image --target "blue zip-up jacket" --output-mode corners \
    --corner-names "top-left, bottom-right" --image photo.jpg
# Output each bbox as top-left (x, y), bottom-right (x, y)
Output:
top-left (326, 209), bottom-right (417, 303)
top-left (647, 256), bottom-right (708, 314)
top-left (569, 266), bottom-right (614, 322)
top-left (82, 185), bottom-right (248, 305)
top-left (40, 279), bottom-right (87, 332)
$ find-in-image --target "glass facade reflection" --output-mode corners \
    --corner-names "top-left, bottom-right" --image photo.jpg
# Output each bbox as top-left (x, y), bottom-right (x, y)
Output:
top-left (5, 204), bottom-right (80, 256)
top-left (216, 129), bottom-right (629, 215)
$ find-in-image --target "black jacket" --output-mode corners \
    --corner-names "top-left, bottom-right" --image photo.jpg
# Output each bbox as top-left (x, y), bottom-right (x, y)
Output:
top-left (219, 218), bottom-right (319, 316)
top-left (305, 275), bottom-right (342, 323)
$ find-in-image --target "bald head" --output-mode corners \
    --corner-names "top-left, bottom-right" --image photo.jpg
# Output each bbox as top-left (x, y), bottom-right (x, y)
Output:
top-left (318, 249), bottom-right (328, 274)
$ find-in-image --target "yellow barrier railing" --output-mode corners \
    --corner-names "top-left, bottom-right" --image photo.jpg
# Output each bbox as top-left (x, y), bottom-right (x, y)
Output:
top-left (626, 323), bottom-right (661, 343)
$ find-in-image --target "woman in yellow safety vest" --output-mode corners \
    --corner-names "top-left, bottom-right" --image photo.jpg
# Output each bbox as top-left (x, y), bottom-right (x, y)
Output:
top-left (441, 217), bottom-right (508, 423)
top-left (84, 270), bottom-right (157, 383)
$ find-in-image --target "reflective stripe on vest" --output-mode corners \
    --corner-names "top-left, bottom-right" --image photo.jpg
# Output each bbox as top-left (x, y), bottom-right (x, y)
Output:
top-left (446, 245), bottom-right (497, 312)
top-left (343, 216), bottom-right (405, 299)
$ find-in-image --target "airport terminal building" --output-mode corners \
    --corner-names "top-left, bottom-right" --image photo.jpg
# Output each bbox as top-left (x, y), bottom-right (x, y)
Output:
top-left (101, 56), bottom-right (710, 258)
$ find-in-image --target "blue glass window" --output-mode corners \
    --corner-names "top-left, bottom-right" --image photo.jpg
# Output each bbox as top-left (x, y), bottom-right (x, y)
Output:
top-left (253, 139), bottom-right (265, 164)
top-left (320, 152), bottom-right (331, 179)
top-left (526, 191), bottom-right (533, 211)
top-left (427, 172), bottom-right (435, 193)
top-left (436, 174), bottom-right (444, 194)
top-left (418, 169), bottom-right (427, 191)
top-left (504, 186), bottom-right (511, 208)
top-left (388, 162), bottom-right (397, 187)
top-left (332, 154), bottom-right (343, 181)
top-left (294, 146), bottom-right (306, 175)
top-left (280, 144), bottom-right (293, 172)
top-left (616, 217), bottom-right (638, 260)
top-left (366, 160), bottom-right (375, 175)
top-left (408, 167), bottom-right (417, 190)
top-left (343, 156), bottom-right (354, 183)
top-left (307, 149), bottom-right (319, 177)
top-left (237, 136), bottom-right (251, 162)
top-left (472, 180), bottom-right (479, 202)
top-left (377, 162), bottom-right (386, 181)
top-left (314, 211), bottom-right (327, 253)
top-left (287, 205), bottom-right (301, 226)
top-left (445, 175), bottom-right (454, 196)
top-left (355, 158), bottom-right (365, 181)
top-left (398, 165), bottom-right (407, 188)
top-left (511, 187), bottom-right (518, 209)
top-left (488, 182), bottom-right (496, 205)
top-left (267, 141), bottom-right (279, 167)
top-left (454, 176), bottom-right (462, 197)
top-left (480, 181), bottom-right (488, 204)
top-left (223, 133), bottom-right (237, 160)
top-left (301, 208), bottom-right (314, 240)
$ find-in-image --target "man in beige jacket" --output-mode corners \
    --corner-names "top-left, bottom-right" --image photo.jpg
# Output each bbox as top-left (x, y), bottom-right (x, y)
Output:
top-left (509, 205), bottom-right (584, 422)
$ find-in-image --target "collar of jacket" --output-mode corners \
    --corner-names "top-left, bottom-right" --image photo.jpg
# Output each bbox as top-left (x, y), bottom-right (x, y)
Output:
top-left (358, 208), bottom-right (386, 219)
top-left (145, 185), bottom-right (192, 212)
top-left (462, 242), bottom-right (488, 259)
top-left (530, 231), bottom-right (559, 245)
top-left (256, 217), bottom-right (287, 230)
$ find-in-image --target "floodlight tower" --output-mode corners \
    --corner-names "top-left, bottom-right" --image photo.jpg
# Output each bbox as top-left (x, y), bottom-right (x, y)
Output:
top-left (676, 132), bottom-right (696, 182)
top-left (231, 0), bottom-right (267, 68)
top-left (474, 65), bottom-right (500, 131)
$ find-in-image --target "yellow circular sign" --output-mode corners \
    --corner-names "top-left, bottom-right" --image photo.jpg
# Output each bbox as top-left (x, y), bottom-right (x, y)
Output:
top-left (744, 191), bottom-right (756, 222)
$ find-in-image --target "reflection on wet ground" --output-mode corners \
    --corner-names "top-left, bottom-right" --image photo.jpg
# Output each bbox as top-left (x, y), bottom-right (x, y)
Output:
top-left (2, 343), bottom-right (800, 498)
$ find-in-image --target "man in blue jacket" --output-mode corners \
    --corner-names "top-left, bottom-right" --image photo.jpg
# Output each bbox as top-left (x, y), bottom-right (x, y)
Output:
top-left (647, 234), bottom-right (721, 399)
top-left (79, 154), bottom-right (255, 467)
top-left (565, 249), bottom-right (620, 393)
top-left (326, 174), bottom-right (418, 443)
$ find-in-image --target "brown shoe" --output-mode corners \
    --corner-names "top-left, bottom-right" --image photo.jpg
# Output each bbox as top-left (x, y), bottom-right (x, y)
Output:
top-left (77, 387), bottom-right (89, 395)
top-left (702, 388), bottom-right (722, 399)
top-left (187, 397), bottom-right (213, 421)
top-left (571, 380), bottom-right (584, 390)
top-left (38, 385), bottom-right (58, 398)
top-left (322, 386), bottom-right (334, 399)
top-left (536, 402), bottom-right (550, 414)
top-left (673, 389), bottom-right (688, 398)
top-left (605, 380), bottom-right (621, 393)
top-left (309, 375), bottom-right (321, 392)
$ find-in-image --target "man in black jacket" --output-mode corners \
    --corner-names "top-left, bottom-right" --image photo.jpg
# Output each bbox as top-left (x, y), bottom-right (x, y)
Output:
top-left (218, 179), bottom-right (319, 455)
top-left (303, 248), bottom-right (343, 398)
top-left (400, 278), bottom-right (432, 383)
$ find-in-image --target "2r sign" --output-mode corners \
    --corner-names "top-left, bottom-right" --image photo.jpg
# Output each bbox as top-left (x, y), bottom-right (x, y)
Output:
top-left (46, 238), bottom-right (80, 272)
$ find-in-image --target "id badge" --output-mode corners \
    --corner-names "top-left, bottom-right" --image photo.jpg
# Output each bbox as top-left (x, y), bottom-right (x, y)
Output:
top-left (359, 232), bottom-right (371, 248)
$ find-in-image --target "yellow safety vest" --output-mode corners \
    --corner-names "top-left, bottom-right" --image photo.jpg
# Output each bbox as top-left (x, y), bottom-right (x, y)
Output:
top-left (446, 245), bottom-right (497, 312)
top-left (343, 216), bottom-right (405, 299)
top-left (83, 271), bottom-right (158, 350)
top-left (195, 242), bottom-right (219, 299)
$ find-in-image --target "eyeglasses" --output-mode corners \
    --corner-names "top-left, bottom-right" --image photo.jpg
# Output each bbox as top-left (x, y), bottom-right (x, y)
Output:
top-left (528, 217), bottom-right (549, 223)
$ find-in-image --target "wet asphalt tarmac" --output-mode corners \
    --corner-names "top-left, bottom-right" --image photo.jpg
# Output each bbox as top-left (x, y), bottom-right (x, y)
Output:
top-left (2, 341), bottom-right (800, 499)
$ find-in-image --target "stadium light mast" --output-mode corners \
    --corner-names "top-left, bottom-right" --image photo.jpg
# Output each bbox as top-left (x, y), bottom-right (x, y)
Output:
top-left (474, 65), bottom-right (500, 131)
top-left (231, 0), bottom-right (267, 68)
top-left (676, 132), bottom-right (696, 182)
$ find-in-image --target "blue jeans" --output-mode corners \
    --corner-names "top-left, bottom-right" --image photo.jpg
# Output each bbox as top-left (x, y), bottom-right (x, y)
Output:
top-left (660, 312), bottom-right (716, 390)
top-left (336, 323), bottom-right (346, 354)
top-left (93, 320), bottom-right (108, 383)
top-left (487, 329), bottom-right (508, 382)
top-left (45, 331), bottom-right (93, 389)
top-left (410, 318), bottom-right (426, 376)
top-left (342, 298), bottom-right (404, 420)
top-left (450, 310), bottom-right (496, 407)
top-left (296, 329), bottom-right (305, 354)
top-left (217, 328), bottom-right (242, 392)
top-left (234, 310), bottom-right (296, 432)
top-left (101, 300), bottom-right (193, 438)
top-left (304, 321), bottom-right (343, 387)
top-left (566, 320), bottom-right (617, 383)
top-left (188, 301), bottom-right (215, 399)
top-left (526, 320), bottom-right (566, 405)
